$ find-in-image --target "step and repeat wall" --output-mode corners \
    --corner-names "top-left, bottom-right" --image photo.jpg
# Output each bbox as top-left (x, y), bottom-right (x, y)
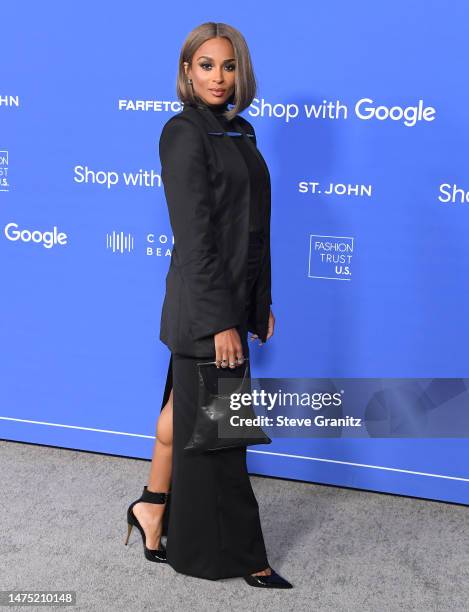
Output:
top-left (2, 1), bottom-right (468, 505)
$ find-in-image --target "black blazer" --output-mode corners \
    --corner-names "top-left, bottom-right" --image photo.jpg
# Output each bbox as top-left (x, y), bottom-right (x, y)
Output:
top-left (158, 102), bottom-right (272, 357)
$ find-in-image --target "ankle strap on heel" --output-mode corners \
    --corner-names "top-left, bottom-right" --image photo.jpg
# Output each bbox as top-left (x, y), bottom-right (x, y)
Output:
top-left (141, 485), bottom-right (168, 504)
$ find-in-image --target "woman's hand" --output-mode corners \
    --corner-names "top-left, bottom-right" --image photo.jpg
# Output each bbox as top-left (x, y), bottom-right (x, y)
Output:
top-left (249, 308), bottom-right (275, 345)
top-left (214, 328), bottom-right (245, 369)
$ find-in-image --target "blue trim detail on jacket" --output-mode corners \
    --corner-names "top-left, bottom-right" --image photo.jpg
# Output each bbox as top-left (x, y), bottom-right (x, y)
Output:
top-left (207, 131), bottom-right (255, 137)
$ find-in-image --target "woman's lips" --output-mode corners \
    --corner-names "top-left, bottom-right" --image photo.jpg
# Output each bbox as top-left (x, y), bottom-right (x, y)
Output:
top-left (209, 89), bottom-right (226, 97)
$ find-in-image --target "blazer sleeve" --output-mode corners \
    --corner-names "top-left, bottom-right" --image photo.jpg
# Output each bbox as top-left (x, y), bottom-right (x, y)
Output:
top-left (245, 120), bottom-right (273, 308)
top-left (241, 118), bottom-right (272, 342)
top-left (159, 115), bottom-right (240, 340)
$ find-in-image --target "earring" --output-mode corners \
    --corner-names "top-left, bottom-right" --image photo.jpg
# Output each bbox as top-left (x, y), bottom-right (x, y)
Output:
top-left (187, 78), bottom-right (192, 84)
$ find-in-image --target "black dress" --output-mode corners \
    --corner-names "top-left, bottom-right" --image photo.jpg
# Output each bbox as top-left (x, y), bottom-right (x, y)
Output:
top-left (158, 100), bottom-right (270, 580)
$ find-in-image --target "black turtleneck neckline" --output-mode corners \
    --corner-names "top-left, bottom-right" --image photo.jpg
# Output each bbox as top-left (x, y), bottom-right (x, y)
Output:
top-left (206, 103), bottom-right (229, 115)
top-left (191, 98), bottom-right (230, 116)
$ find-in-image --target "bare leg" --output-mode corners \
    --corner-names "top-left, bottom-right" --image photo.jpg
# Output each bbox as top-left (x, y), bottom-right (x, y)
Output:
top-left (132, 389), bottom-right (173, 550)
top-left (132, 387), bottom-right (271, 574)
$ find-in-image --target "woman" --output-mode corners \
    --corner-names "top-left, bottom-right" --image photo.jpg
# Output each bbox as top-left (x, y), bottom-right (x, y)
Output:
top-left (125, 22), bottom-right (292, 589)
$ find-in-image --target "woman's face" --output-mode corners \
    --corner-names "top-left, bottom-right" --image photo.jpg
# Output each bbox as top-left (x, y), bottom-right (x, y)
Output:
top-left (184, 37), bottom-right (236, 106)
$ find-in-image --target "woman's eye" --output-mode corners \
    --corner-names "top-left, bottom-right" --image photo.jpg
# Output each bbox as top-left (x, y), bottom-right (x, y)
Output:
top-left (199, 63), bottom-right (236, 71)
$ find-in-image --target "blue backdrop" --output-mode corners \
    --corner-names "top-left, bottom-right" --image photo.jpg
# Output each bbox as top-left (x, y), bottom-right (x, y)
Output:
top-left (1, 1), bottom-right (468, 505)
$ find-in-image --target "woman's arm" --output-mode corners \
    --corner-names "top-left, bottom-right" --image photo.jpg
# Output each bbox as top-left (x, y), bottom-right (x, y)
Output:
top-left (159, 115), bottom-right (239, 341)
top-left (243, 119), bottom-right (273, 344)
top-left (244, 118), bottom-right (272, 308)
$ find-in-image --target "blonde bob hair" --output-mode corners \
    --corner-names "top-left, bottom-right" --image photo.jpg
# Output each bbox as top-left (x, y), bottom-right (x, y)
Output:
top-left (176, 22), bottom-right (257, 122)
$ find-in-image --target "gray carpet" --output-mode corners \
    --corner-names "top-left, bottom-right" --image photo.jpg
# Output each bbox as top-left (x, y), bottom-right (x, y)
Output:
top-left (1, 439), bottom-right (468, 611)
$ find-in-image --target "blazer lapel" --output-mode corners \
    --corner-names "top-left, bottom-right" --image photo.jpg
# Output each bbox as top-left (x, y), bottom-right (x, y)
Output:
top-left (231, 116), bottom-right (271, 183)
top-left (188, 104), bottom-right (267, 177)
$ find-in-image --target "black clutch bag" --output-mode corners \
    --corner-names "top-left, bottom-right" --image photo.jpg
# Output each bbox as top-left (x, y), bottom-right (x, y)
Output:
top-left (183, 357), bottom-right (272, 453)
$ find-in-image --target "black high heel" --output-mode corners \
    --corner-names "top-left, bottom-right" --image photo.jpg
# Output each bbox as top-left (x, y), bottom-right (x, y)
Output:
top-left (243, 568), bottom-right (293, 589)
top-left (125, 485), bottom-right (170, 563)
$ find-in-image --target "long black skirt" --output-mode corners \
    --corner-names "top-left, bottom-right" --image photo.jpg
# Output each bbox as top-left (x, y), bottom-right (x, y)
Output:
top-left (158, 231), bottom-right (269, 580)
